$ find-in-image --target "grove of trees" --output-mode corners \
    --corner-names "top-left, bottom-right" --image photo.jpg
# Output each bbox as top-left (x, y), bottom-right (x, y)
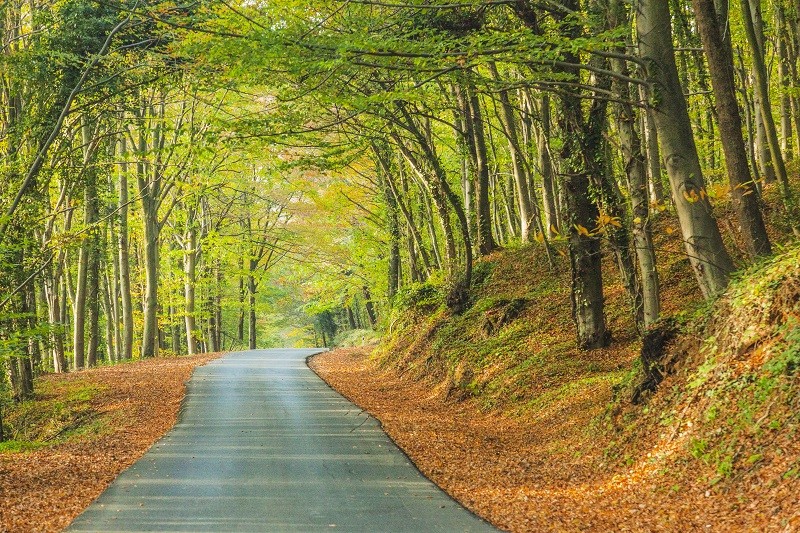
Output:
top-left (1, 0), bottom-right (798, 436)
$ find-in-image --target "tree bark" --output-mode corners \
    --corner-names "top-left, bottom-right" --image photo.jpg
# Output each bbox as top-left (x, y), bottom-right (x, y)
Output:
top-left (776, 5), bottom-right (793, 161)
top-left (554, 0), bottom-right (610, 349)
top-left (184, 221), bottom-right (199, 355)
top-left (117, 134), bottom-right (134, 360)
top-left (608, 0), bottom-right (661, 328)
top-left (466, 87), bottom-right (498, 255)
top-left (741, 0), bottom-right (792, 204)
top-left (637, 0), bottom-right (735, 299)
top-left (248, 262), bottom-right (257, 350)
top-left (537, 94), bottom-right (560, 236)
top-left (362, 286), bottom-right (377, 328)
top-left (489, 62), bottom-right (535, 242)
top-left (692, 0), bottom-right (772, 257)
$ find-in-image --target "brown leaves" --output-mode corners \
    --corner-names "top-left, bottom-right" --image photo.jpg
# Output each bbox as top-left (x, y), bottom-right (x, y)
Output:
top-left (0, 353), bottom-right (223, 533)
top-left (312, 346), bottom-right (800, 532)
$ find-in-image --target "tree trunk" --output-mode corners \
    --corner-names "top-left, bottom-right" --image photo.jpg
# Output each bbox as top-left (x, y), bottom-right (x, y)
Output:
top-left (214, 262), bottom-right (222, 351)
top-left (184, 224), bottom-right (199, 355)
top-left (375, 146), bottom-right (433, 275)
top-left (73, 131), bottom-right (98, 369)
top-left (466, 87), bottom-right (498, 255)
top-left (692, 0), bottom-right (772, 257)
top-left (609, 0), bottom-right (661, 328)
top-left (742, 0), bottom-right (792, 203)
top-left (489, 62), bottom-right (535, 242)
top-left (86, 234), bottom-right (100, 367)
top-left (537, 94), bottom-right (560, 236)
top-left (393, 134), bottom-right (458, 275)
top-left (117, 135), bottom-right (134, 360)
top-left (637, 0), bottom-right (735, 299)
top-left (555, 0), bottom-right (610, 349)
top-left (377, 149), bottom-right (402, 298)
top-left (108, 210), bottom-right (122, 362)
top-left (248, 264), bottom-right (257, 350)
top-left (362, 286), bottom-right (377, 328)
top-left (584, 51), bottom-right (643, 328)
top-left (640, 96), bottom-right (665, 204)
top-left (777, 5), bottom-right (793, 161)
top-left (237, 256), bottom-right (245, 345)
top-left (141, 212), bottom-right (159, 358)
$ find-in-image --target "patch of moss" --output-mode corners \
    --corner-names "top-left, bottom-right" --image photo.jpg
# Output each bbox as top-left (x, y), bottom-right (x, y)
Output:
top-left (3, 380), bottom-right (105, 448)
top-left (0, 440), bottom-right (48, 454)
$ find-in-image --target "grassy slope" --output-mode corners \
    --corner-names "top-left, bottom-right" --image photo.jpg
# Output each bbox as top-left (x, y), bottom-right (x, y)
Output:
top-left (374, 217), bottom-right (800, 529)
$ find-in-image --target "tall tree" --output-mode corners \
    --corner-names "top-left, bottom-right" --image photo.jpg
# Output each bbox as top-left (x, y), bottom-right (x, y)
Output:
top-left (637, 0), bottom-right (735, 299)
top-left (692, 0), bottom-right (772, 257)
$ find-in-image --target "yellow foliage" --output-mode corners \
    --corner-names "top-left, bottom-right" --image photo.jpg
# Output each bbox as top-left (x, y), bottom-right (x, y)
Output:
top-left (595, 212), bottom-right (622, 231)
top-left (682, 189), bottom-right (702, 203)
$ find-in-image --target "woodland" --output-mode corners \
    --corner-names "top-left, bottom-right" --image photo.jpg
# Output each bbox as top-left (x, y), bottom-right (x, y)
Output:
top-left (1, 0), bottom-right (800, 529)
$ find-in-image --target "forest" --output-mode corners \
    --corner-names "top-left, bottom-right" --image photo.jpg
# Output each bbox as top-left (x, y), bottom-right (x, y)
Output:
top-left (1, 0), bottom-right (800, 529)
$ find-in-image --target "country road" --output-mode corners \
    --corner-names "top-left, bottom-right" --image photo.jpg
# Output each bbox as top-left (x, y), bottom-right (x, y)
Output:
top-left (67, 349), bottom-right (494, 532)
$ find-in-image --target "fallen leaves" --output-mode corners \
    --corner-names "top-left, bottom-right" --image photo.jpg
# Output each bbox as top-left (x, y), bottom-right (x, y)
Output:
top-left (0, 353), bottom-right (223, 533)
top-left (310, 348), bottom-right (800, 532)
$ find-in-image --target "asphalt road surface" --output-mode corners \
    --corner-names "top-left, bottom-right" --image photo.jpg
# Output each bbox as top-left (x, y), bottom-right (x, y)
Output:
top-left (68, 349), bottom-right (495, 532)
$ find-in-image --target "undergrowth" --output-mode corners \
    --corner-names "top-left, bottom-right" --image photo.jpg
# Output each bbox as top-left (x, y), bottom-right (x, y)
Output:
top-left (1, 379), bottom-right (106, 452)
top-left (378, 217), bottom-right (800, 505)
top-left (609, 243), bottom-right (800, 488)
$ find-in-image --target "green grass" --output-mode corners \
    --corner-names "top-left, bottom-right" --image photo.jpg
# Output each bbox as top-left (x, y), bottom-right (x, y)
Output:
top-left (1, 380), bottom-right (106, 452)
top-left (0, 440), bottom-right (48, 453)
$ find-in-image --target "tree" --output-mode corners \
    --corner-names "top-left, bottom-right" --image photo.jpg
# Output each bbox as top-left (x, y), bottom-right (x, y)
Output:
top-left (637, 0), bottom-right (735, 299)
top-left (691, 0), bottom-right (771, 258)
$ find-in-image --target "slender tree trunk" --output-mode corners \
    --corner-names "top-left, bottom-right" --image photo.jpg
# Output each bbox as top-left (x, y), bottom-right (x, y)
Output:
top-left (168, 306), bottom-right (180, 354)
top-left (466, 87), bottom-right (498, 255)
top-left (383, 172), bottom-right (401, 299)
top-left (692, 0), bottom-right (772, 257)
top-left (489, 62), bottom-right (535, 242)
top-left (117, 135), bottom-right (134, 360)
top-left (637, 0), bottom-right (735, 298)
top-left (141, 212), bottom-right (159, 358)
top-left (393, 134), bottom-right (458, 275)
top-left (248, 263), bottom-right (257, 350)
top-left (108, 210), bottom-right (122, 362)
top-left (777, 5), bottom-right (793, 161)
top-left (375, 146), bottom-right (432, 275)
top-left (742, 0), bottom-right (792, 203)
top-left (238, 260), bottom-right (245, 345)
top-left (362, 286), bottom-right (377, 328)
top-left (73, 152), bottom-right (96, 369)
top-left (43, 198), bottom-right (69, 372)
top-left (537, 94), bottom-right (559, 236)
top-left (86, 233), bottom-right (100, 367)
top-left (637, 84), bottom-right (665, 204)
top-left (101, 268), bottom-right (116, 362)
top-left (608, 0), bottom-right (661, 328)
top-left (214, 261), bottom-right (222, 351)
top-left (184, 224), bottom-right (198, 355)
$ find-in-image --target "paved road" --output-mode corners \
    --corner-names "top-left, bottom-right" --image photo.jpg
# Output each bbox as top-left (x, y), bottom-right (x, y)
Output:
top-left (68, 349), bottom-right (494, 532)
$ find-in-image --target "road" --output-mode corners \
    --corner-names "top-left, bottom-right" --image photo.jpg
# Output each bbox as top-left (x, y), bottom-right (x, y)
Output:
top-left (67, 349), bottom-right (495, 532)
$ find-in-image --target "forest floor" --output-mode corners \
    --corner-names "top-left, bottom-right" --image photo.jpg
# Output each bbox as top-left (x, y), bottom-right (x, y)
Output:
top-left (0, 352), bottom-right (223, 533)
top-left (311, 346), bottom-right (800, 532)
top-left (310, 213), bottom-right (800, 532)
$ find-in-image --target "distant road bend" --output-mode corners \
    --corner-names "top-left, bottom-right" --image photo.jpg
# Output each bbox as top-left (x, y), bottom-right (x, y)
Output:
top-left (68, 349), bottom-right (494, 532)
